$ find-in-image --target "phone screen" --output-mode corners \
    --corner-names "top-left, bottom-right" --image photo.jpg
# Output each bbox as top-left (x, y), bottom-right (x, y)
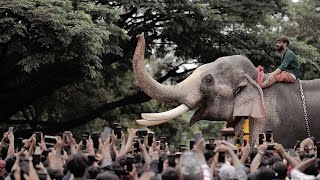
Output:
top-left (190, 140), bottom-right (195, 149)
top-left (168, 155), bottom-right (176, 167)
top-left (148, 132), bottom-right (154, 146)
top-left (134, 139), bottom-right (139, 152)
top-left (101, 127), bottom-right (111, 143)
top-left (218, 152), bottom-right (225, 163)
top-left (259, 133), bottom-right (264, 145)
top-left (317, 141), bottom-right (320, 158)
top-left (266, 129), bottom-right (272, 142)
top-left (36, 132), bottom-right (41, 146)
top-left (32, 154), bottom-right (41, 166)
top-left (91, 132), bottom-right (100, 149)
top-left (126, 156), bottom-right (134, 171)
top-left (114, 126), bottom-right (122, 139)
top-left (82, 134), bottom-right (88, 147)
top-left (16, 137), bottom-right (23, 151)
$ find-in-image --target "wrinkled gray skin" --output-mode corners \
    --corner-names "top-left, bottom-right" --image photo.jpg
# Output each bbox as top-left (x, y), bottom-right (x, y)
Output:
top-left (133, 34), bottom-right (320, 147)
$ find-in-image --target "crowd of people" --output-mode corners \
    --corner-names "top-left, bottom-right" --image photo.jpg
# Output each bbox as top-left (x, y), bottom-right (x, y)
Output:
top-left (0, 125), bottom-right (319, 180)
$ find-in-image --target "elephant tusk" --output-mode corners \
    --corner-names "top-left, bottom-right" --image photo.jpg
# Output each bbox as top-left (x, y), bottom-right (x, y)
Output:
top-left (136, 119), bottom-right (171, 126)
top-left (141, 104), bottom-right (189, 121)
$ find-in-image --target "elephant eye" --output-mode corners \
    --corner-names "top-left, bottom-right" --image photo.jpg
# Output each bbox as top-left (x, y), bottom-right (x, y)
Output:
top-left (202, 74), bottom-right (214, 85)
top-left (235, 86), bottom-right (244, 95)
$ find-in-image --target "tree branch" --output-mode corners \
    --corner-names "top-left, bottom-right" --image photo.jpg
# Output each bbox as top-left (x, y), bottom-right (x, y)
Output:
top-left (3, 65), bottom-right (197, 135)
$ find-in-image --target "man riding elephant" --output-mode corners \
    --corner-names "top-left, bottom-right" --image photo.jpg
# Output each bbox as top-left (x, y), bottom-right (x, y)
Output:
top-left (262, 36), bottom-right (300, 88)
top-left (132, 33), bottom-right (320, 147)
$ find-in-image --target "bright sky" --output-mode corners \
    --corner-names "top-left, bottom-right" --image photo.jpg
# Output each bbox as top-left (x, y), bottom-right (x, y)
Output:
top-left (292, 0), bottom-right (299, 2)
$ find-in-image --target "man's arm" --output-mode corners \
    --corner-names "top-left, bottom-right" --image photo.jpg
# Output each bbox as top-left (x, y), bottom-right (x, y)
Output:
top-left (250, 144), bottom-right (267, 173)
top-left (270, 68), bottom-right (282, 76)
top-left (274, 143), bottom-right (299, 168)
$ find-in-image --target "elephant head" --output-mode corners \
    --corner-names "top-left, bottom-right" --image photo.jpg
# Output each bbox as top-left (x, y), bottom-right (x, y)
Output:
top-left (133, 33), bottom-right (266, 127)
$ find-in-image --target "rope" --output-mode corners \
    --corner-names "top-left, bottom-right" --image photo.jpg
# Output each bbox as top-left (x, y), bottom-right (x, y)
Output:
top-left (256, 66), bottom-right (264, 87)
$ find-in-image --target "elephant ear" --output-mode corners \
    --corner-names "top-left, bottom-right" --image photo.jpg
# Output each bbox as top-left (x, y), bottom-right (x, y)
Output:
top-left (233, 74), bottom-right (266, 119)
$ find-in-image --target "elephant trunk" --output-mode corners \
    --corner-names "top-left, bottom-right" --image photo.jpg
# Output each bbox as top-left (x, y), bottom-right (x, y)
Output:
top-left (133, 33), bottom-right (186, 104)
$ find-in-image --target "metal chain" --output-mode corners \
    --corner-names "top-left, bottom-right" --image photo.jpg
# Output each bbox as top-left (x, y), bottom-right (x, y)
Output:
top-left (298, 79), bottom-right (311, 137)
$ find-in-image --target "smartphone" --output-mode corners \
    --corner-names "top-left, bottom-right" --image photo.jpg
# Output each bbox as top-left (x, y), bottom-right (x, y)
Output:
top-left (267, 144), bottom-right (275, 150)
top-left (205, 143), bottom-right (216, 151)
top-left (266, 129), bottom-right (272, 142)
top-left (218, 152), bottom-right (225, 163)
top-left (179, 145), bottom-right (186, 152)
top-left (35, 132), bottom-right (42, 146)
top-left (82, 134), bottom-right (88, 150)
top-left (101, 127), bottom-right (111, 143)
top-left (113, 123), bottom-right (120, 129)
top-left (84, 131), bottom-right (90, 137)
top-left (8, 127), bottom-right (14, 133)
top-left (317, 141), bottom-right (320, 158)
top-left (194, 132), bottom-right (203, 144)
top-left (32, 154), bottom-right (41, 166)
top-left (160, 137), bottom-right (166, 150)
top-left (91, 132), bottom-right (100, 149)
top-left (42, 149), bottom-right (52, 157)
top-left (168, 154), bottom-right (176, 167)
top-left (114, 126), bottom-right (122, 139)
top-left (190, 140), bottom-right (195, 149)
top-left (156, 140), bottom-right (160, 146)
top-left (289, 148), bottom-right (296, 157)
top-left (147, 132), bottom-right (154, 146)
top-left (209, 138), bottom-right (215, 144)
top-left (16, 137), bottom-right (23, 151)
top-left (134, 139), bottom-right (139, 152)
top-left (182, 147), bottom-right (187, 152)
top-left (126, 155), bottom-right (135, 172)
top-left (175, 152), bottom-right (182, 158)
top-left (87, 155), bottom-right (97, 164)
top-left (63, 131), bottom-right (71, 144)
top-left (259, 133), bottom-right (264, 145)
top-left (136, 129), bottom-right (148, 137)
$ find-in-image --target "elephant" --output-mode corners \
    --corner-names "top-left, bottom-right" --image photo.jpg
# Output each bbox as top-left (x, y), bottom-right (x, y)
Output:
top-left (132, 33), bottom-right (320, 148)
